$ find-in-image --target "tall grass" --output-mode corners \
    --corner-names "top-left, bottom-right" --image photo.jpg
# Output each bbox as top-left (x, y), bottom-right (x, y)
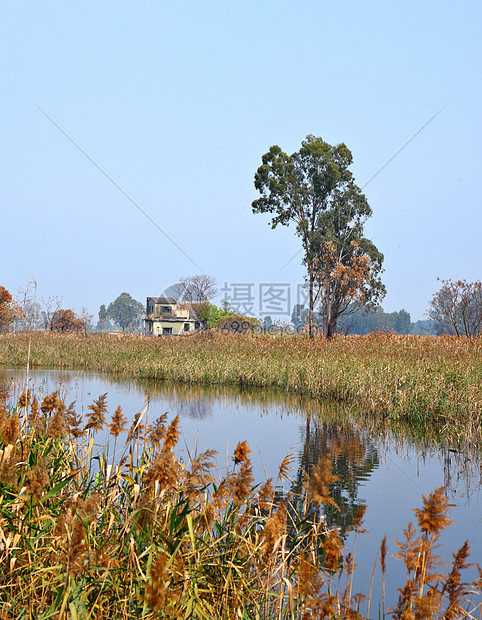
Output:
top-left (0, 391), bottom-right (481, 618)
top-left (0, 331), bottom-right (481, 442)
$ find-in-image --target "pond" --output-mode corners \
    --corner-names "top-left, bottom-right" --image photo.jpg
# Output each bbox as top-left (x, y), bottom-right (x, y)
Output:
top-left (1, 368), bottom-right (481, 612)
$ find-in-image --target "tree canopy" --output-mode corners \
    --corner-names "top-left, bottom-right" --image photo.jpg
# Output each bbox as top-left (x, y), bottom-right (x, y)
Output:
top-left (97, 304), bottom-right (111, 330)
top-left (0, 286), bottom-right (21, 332)
top-left (428, 279), bottom-right (482, 338)
top-left (50, 309), bottom-right (86, 333)
top-left (253, 135), bottom-right (385, 337)
top-left (106, 293), bottom-right (144, 332)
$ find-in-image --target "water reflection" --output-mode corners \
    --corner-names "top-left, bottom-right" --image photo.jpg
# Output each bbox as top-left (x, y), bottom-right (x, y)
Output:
top-left (1, 369), bottom-right (481, 502)
top-left (1, 369), bottom-right (481, 511)
top-left (291, 415), bottom-right (379, 535)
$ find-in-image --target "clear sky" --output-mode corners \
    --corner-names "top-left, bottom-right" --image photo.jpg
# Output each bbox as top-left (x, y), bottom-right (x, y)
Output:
top-left (1, 1), bottom-right (481, 323)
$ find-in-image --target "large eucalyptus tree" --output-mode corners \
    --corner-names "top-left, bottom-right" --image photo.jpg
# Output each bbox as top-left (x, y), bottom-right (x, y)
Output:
top-left (252, 135), bottom-right (385, 337)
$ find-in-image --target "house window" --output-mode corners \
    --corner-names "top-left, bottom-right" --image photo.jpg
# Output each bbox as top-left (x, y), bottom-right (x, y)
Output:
top-left (194, 322), bottom-right (201, 330)
top-left (161, 306), bottom-right (171, 314)
top-left (184, 323), bottom-right (190, 332)
top-left (162, 327), bottom-right (172, 335)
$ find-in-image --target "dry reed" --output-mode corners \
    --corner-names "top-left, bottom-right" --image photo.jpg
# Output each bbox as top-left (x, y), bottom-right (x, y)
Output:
top-left (0, 390), bottom-right (480, 618)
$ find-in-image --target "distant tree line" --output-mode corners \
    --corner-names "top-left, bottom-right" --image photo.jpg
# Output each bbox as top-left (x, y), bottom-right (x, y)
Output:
top-left (289, 277), bottom-right (482, 337)
top-left (2, 283), bottom-right (92, 334)
top-left (2, 276), bottom-right (480, 338)
top-left (291, 303), bottom-right (414, 335)
top-left (290, 302), bottom-right (458, 336)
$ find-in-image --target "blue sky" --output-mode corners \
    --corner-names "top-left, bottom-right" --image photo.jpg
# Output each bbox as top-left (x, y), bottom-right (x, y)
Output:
top-left (1, 1), bottom-right (481, 322)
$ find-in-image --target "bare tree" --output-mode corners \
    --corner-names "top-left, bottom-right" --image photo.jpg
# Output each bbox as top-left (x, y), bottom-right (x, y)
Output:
top-left (14, 281), bottom-right (44, 332)
top-left (173, 275), bottom-right (217, 303)
top-left (41, 296), bottom-right (63, 330)
top-left (79, 307), bottom-right (94, 331)
top-left (428, 279), bottom-right (482, 338)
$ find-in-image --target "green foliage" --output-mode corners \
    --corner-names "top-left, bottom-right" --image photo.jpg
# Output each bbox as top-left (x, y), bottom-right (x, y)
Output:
top-left (194, 302), bottom-right (251, 328)
top-left (106, 292), bottom-right (144, 332)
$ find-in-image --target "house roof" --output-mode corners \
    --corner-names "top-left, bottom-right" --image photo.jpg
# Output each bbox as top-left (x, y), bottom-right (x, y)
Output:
top-left (147, 297), bottom-right (177, 304)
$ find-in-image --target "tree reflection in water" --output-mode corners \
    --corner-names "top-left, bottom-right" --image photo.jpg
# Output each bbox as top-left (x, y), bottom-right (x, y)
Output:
top-left (290, 413), bottom-right (379, 537)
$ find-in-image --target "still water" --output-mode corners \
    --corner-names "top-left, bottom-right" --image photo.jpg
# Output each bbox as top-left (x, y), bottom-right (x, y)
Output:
top-left (1, 368), bottom-right (481, 610)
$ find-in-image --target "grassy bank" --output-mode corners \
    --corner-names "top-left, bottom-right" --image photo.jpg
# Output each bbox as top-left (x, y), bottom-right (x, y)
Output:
top-left (1, 391), bottom-right (480, 618)
top-left (1, 331), bottom-right (481, 436)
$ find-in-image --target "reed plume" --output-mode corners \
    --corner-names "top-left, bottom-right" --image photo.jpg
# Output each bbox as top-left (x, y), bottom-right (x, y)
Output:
top-left (276, 451), bottom-right (296, 485)
top-left (127, 410), bottom-right (145, 443)
top-left (65, 400), bottom-right (84, 439)
top-left (323, 527), bottom-right (343, 572)
top-left (441, 540), bottom-right (472, 619)
top-left (84, 393), bottom-right (108, 433)
top-left (261, 502), bottom-right (286, 557)
top-left (233, 440), bottom-right (251, 465)
top-left (146, 412), bottom-right (168, 449)
top-left (41, 391), bottom-right (62, 415)
top-left (0, 411), bottom-right (19, 445)
top-left (257, 477), bottom-right (274, 511)
top-left (109, 405), bottom-right (127, 437)
top-left (231, 459), bottom-right (254, 505)
top-left (182, 448), bottom-right (217, 500)
top-left (26, 462), bottom-right (49, 500)
top-left (162, 414), bottom-right (180, 451)
top-left (47, 397), bottom-right (67, 438)
top-left (18, 389), bottom-right (31, 409)
top-left (414, 486), bottom-right (453, 536)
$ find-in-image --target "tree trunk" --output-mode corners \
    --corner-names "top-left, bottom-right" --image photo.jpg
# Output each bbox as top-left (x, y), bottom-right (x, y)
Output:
top-left (326, 318), bottom-right (335, 339)
top-left (309, 270), bottom-right (314, 339)
top-left (325, 286), bottom-right (332, 339)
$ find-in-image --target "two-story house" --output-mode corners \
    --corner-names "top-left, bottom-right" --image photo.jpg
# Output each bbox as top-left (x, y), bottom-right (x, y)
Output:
top-left (144, 297), bottom-right (201, 336)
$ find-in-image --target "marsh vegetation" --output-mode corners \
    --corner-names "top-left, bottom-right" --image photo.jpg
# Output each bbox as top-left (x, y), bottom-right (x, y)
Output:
top-left (1, 331), bottom-right (480, 443)
top-left (1, 390), bottom-right (481, 618)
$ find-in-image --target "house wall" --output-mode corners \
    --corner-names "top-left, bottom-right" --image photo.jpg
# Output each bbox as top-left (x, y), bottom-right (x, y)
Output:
top-left (146, 319), bottom-right (197, 336)
top-left (145, 298), bottom-right (197, 335)
top-left (149, 303), bottom-right (190, 320)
